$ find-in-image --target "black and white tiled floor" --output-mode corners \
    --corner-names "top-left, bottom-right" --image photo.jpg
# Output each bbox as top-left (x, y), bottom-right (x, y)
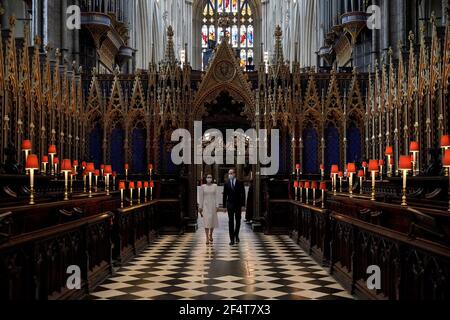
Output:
top-left (88, 213), bottom-right (354, 300)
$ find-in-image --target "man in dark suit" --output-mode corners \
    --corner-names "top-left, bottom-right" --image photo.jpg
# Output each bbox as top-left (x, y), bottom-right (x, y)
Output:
top-left (223, 169), bottom-right (246, 245)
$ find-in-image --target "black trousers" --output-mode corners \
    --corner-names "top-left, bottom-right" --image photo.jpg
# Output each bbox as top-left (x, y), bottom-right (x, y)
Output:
top-left (227, 207), bottom-right (242, 241)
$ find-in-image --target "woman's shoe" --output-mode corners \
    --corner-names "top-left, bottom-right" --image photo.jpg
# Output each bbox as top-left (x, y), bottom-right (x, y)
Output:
top-left (209, 236), bottom-right (213, 243)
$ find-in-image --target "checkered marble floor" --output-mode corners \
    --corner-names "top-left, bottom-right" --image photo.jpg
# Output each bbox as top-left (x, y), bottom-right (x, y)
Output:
top-left (88, 213), bottom-right (354, 300)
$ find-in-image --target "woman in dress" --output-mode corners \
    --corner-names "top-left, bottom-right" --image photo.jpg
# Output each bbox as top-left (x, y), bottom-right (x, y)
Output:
top-left (198, 174), bottom-right (219, 244)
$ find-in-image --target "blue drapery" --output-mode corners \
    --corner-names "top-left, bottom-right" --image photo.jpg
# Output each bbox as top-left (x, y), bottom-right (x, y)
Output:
top-left (303, 126), bottom-right (318, 174)
top-left (347, 124), bottom-right (362, 163)
top-left (89, 123), bottom-right (102, 168)
top-left (132, 128), bottom-right (147, 174)
top-left (325, 123), bottom-right (340, 170)
top-left (111, 128), bottom-right (125, 174)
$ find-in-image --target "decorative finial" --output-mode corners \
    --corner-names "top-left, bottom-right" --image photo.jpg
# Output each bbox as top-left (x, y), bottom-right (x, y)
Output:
top-left (275, 25), bottom-right (282, 38)
top-left (9, 15), bottom-right (16, 28)
top-left (92, 67), bottom-right (97, 76)
top-left (114, 65), bottom-right (120, 76)
top-left (34, 35), bottom-right (42, 47)
top-left (408, 31), bottom-right (415, 43)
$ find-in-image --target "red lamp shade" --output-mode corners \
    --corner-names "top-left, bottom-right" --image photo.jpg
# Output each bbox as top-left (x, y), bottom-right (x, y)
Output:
top-left (104, 165), bottom-right (112, 175)
top-left (42, 155), bottom-right (49, 163)
top-left (304, 181), bottom-right (311, 189)
top-left (61, 159), bottom-right (72, 172)
top-left (320, 182), bottom-right (327, 191)
top-left (320, 164), bottom-right (325, 170)
top-left (357, 170), bottom-right (364, 178)
top-left (148, 164), bottom-right (153, 170)
top-left (73, 160), bottom-right (79, 167)
top-left (410, 141), bottom-right (419, 152)
top-left (362, 161), bottom-right (368, 168)
top-left (294, 181), bottom-right (299, 188)
top-left (82, 170), bottom-right (87, 176)
top-left (112, 172), bottom-right (117, 177)
top-left (443, 150), bottom-right (450, 168)
top-left (82, 161), bottom-right (87, 168)
top-left (94, 170), bottom-right (100, 176)
top-left (399, 155), bottom-right (413, 170)
top-left (385, 146), bottom-right (394, 156)
top-left (440, 135), bottom-right (450, 148)
top-left (311, 181), bottom-right (318, 189)
top-left (26, 154), bottom-right (39, 170)
top-left (338, 172), bottom-right (344, 178)
top-left (149, 181), bottom-right (155, 188)
top-left (86, 162), bottom-right (95, 173)
top-left (331, 165), bottom-right (339, 174)
top-left (124, 163), bottom-right (129, 170)
top-left (137, 181), bottom-right (143, 189)
top-left (48, 145), bottom-right (57, 154)
top-left (119, 181), bottom-right (126, 190)
top-left (53, 157), bottom-right (59, 165)
top-left (100, 164), bottom-right (105, 170)
top-left (369, 160), bottom-right (379, 172)
top-left (295, 164), bottom-right (301, 170)
top-left (144, 181), bottom-right (149, 188)
top-left (71, 169), bottom-right (76, 176)
top-left (21, 140), bottom-right (32, 151)
top-left (129, 182), bottom-right (135, 189)
top-left (379, 159), bottom-right (385, 166)
top-left (299, 181), bottom-right (304, 188)
top-left (347, 163), bottom-right (357, 173)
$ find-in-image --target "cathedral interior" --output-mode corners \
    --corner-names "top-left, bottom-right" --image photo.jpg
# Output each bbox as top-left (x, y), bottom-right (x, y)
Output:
top-left (0, 0), bottom-right (450, 304)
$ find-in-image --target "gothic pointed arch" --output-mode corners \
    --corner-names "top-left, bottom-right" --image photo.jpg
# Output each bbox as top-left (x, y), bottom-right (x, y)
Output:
top-left (193, 37), bottom-right (255, 120)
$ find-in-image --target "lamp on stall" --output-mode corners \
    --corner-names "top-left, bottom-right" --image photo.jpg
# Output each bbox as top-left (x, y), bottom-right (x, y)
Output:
top-left (26, 154), bottom-right (39, 205)
top-left (399, 155), bottom-right (412, 206)
top-left (81, 161), bottom-right (86, 171)
top-left (100, 164), bottom-right (105, 181)
top-left (73, 160), bottom-right (79, 179)
top-left (149, 180), bottom-right (154, 200)
top-left (48, 145), bottom-right (57, 176)
top-left (112, 172), bottom-right (117, 191)
top-left (311, 181), bottom-right (318, 206)
top-left (104, 165), bottom-right (112, 196)
top-left (82, 170), bottom-right (87, 193)
top-left (320, 164), bottom-right (325, 180)
top-left (331, 165), bottom-right (339, 195)
top-left (378, 159), bottom-right (385, 181)
top-left (129, 181), bottom-right (135, 206)
top-left (299, 181), bottom-right (304, 203)
top-left (124, 163), bottom-right (129, 181)
top-left (295, 164), bottom-right (301, 177)
top-left (369, 160), bottom-right (379, 201)
top-left (21, 140), bottom-right (32, 167)
top-left (338, 171), bottom-right (344, 193)
top-left (320, 182), bottom-right (327, 209)
top-left (442, 150), bottom-right (450, 212)
top-left (86, 162), bottom-right (95, 198)
top-left (137, 181), bottom-right (143, 204)
top-left (119, 181), bottom-right (126, 208)
top-left (61, 159), bottom-right (72, 201)
top-left (293, 181), bottom-right (299, 201)
top-left (148, 164), bottom-right (153, 180)
top-left (362, 161), bottom-right (368, 179)
top-left (410, 141), bottom-right (419, 176)
top-left (53, 157), bottom-right (59, 178)
top-left (42, 155), bottom-right (48, 175)
top-left (441, 135), bottom-right (450, 176)
top-left (347, 163), bottom-right (357, 198)
top-left (144, 181), bottom-right (149, 202)
top-left (94, 170), bottom-right (100, 192)
top-left (70, 169), bottom-right (75, 193)
top-left (358, 170), bottom-right (364, 195)
top-left (385, 146), bottom-right (394, 177)
top-left (304, 181), bottom-right (311, 204)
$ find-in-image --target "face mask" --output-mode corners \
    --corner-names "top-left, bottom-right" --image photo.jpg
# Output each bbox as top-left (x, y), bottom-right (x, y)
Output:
top-left (206, 178), bottom-right (212, 183)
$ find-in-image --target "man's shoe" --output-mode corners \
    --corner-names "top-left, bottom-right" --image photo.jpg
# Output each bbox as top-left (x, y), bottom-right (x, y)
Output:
top-left (235, 237), bottom-right (240, 244)
top-left (229, 241), bottom-right (235, 246)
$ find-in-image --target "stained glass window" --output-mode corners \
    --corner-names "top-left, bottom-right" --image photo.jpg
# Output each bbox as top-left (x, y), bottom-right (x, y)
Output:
top-left (201, 0), bottom-right (255, 70)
